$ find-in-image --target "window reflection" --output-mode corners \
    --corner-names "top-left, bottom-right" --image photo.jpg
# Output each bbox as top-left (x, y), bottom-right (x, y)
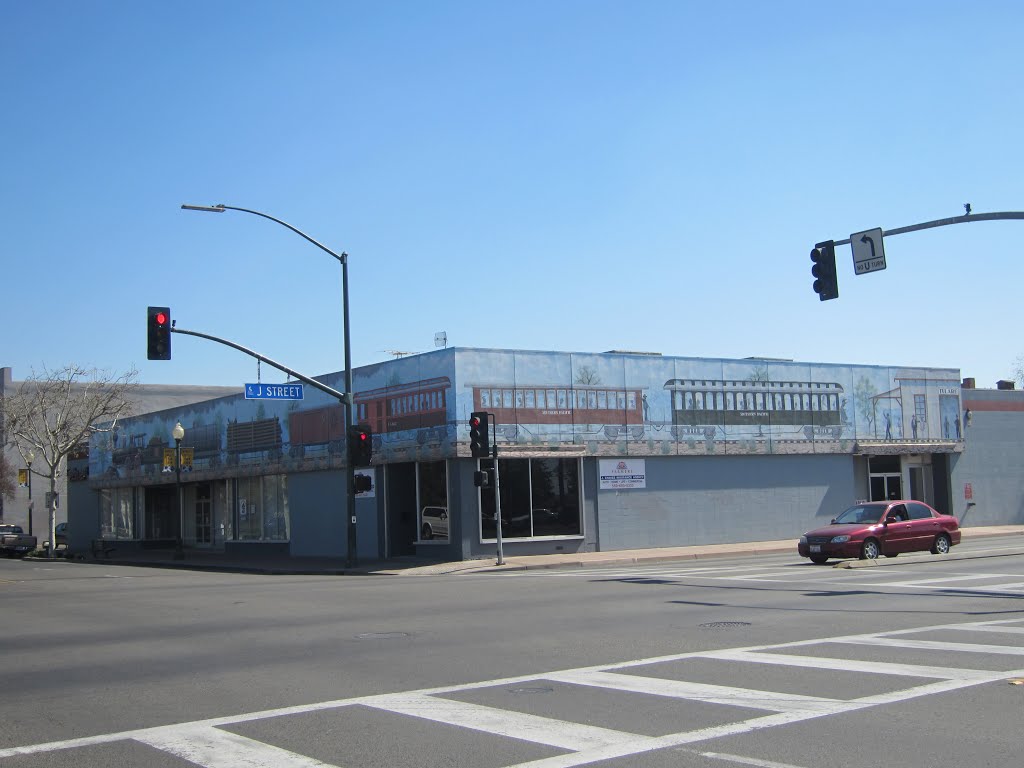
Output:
top-left (480, 457), bottom-right (581, 540)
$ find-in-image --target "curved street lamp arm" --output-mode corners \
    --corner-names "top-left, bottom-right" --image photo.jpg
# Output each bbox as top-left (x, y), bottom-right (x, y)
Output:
top-left (180, 204), bottom-right (346, 264)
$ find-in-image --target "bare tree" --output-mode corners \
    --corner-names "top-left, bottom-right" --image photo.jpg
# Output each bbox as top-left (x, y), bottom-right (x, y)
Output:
top-left (0, 365), bottom-right (138, 557)
top-left (1014, 354), bottom-right (1024, 388)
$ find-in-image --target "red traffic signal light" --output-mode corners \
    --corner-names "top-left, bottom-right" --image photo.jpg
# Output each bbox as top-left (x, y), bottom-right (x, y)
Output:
top-left (147, 306), bottom-right (172, 360)
top-left (469, 411), bottom-right (490, 458)
top-left (348, 424), bottom-right (373, 466)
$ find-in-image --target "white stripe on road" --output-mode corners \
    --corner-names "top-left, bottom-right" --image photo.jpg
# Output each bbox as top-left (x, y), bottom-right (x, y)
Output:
top-left (702, 649), bottom-right (996, 680)
top-left (362, 692), bottom-right (635, 751)
top-left (837, 636), bottom-right (1024, 655)
top-left (544, 670), bottom-right (845, 713)
top-left (136, 725), bottom-right (339, 768)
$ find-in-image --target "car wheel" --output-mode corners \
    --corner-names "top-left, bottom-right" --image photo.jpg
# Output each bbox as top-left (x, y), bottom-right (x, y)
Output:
top-left (809, 555), bottom-right (829, 565)
top-left (931, 533), bottom-right (951, 555)
top-left (421, 524), bottom-right (433, 541)
top-left (860, 539), bottom-right (881, 560)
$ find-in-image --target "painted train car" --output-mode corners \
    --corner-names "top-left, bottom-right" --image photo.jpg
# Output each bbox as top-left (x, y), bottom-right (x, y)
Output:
top-left (664, 378), bottom-right (845, 437)
top-left (354, 376), bottom-right (453, 446)
top-left (288, 405), bottom-right (345, 457)
top-left (470, 384), bottom-right (647, 440)
top-left (226, 417), bottom-right (282, 464)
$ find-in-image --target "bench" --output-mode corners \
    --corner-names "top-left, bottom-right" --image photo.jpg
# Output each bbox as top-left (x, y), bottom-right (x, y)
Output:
top-left (91, 539), bottom-right (116, 559)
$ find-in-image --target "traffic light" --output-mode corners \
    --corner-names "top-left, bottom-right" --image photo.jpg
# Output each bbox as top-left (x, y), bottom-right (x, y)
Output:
top-left (810, 241), bottom-right (838, 301)
top-left (147, 306), bottom-right (172, 360)
top-left (348, 424), bottom-right (373, 466)
top-left (473, 469), bottom-right (490, 488)
top-left (469, 412), bottom-right (490, 458)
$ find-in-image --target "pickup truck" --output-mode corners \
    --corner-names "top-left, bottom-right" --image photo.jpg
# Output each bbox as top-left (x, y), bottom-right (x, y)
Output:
top-left (0, 524), bottom-right (37, 558)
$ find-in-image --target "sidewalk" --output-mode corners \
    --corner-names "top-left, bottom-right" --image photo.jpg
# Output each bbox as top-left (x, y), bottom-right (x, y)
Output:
top-left (33, 525), bottom-right (1024, 576)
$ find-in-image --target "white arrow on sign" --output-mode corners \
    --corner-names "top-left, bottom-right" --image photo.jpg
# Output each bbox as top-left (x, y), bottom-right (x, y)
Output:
top-left (850, 227), bottom-right (886, 274)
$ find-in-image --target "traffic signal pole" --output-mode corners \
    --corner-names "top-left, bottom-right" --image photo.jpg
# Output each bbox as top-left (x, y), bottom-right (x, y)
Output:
top-left (181, 204), bottom-right (359, 568)
top-left (491, 423), bottom-right (504, 566)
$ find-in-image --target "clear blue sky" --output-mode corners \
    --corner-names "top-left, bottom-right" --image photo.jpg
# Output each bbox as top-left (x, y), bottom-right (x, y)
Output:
top-left (2, 1), bottom-right (1021, 390)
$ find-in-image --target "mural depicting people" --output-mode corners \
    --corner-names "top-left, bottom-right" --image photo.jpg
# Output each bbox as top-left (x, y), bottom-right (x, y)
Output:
top-left (911, 415), bottom-right (918, 439)
top-left (884, 412), bottom-right (892, 440)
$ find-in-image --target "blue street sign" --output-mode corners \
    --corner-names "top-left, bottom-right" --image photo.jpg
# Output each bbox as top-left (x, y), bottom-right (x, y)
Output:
top-left (244, 383), bottom-right (305, 400)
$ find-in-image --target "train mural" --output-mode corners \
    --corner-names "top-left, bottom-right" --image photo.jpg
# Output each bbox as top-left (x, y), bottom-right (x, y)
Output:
top-left (90, 350), bottom-right (966, 480)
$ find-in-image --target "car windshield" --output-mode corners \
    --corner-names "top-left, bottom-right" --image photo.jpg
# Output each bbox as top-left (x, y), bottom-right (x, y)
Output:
top-left (833, 505), bottom-right (884, 525)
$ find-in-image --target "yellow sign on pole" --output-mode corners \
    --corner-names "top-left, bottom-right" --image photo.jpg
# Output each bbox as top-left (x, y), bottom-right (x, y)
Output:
top-left (163, 449), bottom-right (175, 473)
top-left (17, 469), bottom-right (28, 487)
top-left (180, 448), bottom-right (194, 472)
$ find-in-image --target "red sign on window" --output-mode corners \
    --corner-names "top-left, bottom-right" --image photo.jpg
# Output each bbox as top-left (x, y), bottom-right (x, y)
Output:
top-left (965, 483), bottom-right (973, 500)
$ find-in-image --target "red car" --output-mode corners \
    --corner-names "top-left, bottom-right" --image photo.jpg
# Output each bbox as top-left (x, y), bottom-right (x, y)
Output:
top-left (798, 500), bottom-right (960, 564)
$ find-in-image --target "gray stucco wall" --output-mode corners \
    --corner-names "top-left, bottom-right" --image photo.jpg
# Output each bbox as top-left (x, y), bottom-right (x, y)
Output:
top-left (288, 469), bottom-right (381, 559)
top-left (595, 454), bottom-right (855, 550)
top-left (952, 390), bottom-right (1024, 526)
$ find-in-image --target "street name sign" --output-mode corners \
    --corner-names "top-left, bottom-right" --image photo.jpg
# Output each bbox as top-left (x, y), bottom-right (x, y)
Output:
top-left (850, 227), bottom-right (886, 274)
top-left (244, 383), bottom-right (305, 400)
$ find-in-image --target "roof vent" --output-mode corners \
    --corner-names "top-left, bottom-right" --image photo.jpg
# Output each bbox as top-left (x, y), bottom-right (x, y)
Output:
top-left (996, 380), bottom-right (1016, 390)
top-left (961, 377), bottom-right (975, 389)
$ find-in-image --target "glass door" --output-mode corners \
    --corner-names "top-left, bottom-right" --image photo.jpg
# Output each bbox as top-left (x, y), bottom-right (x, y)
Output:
top-left (195, 484), bottom-right (212, 546)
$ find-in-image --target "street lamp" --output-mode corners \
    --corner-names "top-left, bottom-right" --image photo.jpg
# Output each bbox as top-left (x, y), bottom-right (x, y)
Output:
top-left (182, 203), bottom-right (359, 567)
top-left (26, 450), bottom-right (34, 537)
top-left (172, 422), bottom-right (185, 560)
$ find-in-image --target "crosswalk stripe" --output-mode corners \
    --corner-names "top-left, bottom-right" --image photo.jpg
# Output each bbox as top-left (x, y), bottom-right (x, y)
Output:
top-left (702, 649), bottom-right (995, 679)
top-left (838, 636), bottom-right (1024, 655)
top-left (362, 693), bottom-right (635, 751)
top-left (544, 670), bottom-right (846, 713)
top-left (135, 725), bottom-right (339, 768)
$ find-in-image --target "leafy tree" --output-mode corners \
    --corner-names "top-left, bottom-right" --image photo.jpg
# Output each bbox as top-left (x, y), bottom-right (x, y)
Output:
top-left (0, 365), bottom-right (137, 557)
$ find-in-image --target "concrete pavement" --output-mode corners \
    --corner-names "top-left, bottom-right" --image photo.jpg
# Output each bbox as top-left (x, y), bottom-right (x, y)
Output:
top-left (27, 525), bottom-right (1024, 576)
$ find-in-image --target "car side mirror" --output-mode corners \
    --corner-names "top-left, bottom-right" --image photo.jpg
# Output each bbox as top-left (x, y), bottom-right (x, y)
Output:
top-left (830, 518), bottom-right (836, 524)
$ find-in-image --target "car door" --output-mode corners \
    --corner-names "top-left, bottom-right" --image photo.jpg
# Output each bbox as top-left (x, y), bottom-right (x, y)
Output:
top-left (881, 504), bottom-right (914, 553)
top-left (905, 502), bottom-right (941, 552)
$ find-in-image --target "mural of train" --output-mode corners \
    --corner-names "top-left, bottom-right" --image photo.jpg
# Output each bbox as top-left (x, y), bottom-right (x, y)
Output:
top-left (664, 378), bottom-right (845, 438)
top-left (470, 383), bottom-right (647, 441)
top-left (354, 376), bottom-right (453, 447)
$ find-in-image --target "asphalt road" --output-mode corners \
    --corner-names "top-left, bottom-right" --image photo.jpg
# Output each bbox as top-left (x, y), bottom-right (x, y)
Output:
top-left (2, 536), bottom-right (1024, 768)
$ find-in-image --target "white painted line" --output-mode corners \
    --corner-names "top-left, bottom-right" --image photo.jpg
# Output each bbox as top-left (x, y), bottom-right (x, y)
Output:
top-left (703, 650), bottom-right (994, 680)
top-left (880, 573), bottom-right (1015, 586)
top-left (362, 693), bottom-right (635, 751)
top-left (691, 749), bottom-right (813, 768)
top-left (136, 725), bottom-right (338, 768)
top-left (544, 670), bottom-right (845, 713)
top-left (942, 624), bottom-right (1024, 635)
top-left (838, 636), bottom-right (1024, 655)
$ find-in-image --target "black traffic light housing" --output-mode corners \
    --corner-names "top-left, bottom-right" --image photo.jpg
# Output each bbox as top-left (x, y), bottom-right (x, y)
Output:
top-left (354, 473), bottom-right (373, 493)
top-left (810, 241), bottom-right (838, 301)
top-left (473, 469), bottom-right (490, 488)
top-left (348, 424), bottom-right (373, 466)
top-left (147, 306), bottom-right (172, 360)
top-left (469, 412), bottom-right (490, 458)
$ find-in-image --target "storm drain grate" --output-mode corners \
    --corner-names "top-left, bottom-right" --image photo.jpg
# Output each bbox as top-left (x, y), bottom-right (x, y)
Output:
top-left (699, 621), bottom-right (752, 629)
top-left (355, 632), bottom-right (411, 640)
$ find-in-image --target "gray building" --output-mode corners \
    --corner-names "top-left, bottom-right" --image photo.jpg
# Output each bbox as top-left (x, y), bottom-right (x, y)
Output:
top-left (70, 348), bottom-right (1022, 564)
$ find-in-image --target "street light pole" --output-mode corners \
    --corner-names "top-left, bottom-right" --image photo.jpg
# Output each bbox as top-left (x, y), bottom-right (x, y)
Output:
top-left (172, 422), bottom-right (185, 560)
top-left (181, 203), bottom-right (359, 567)
top-left (26, 450), bottom-right (34, 538)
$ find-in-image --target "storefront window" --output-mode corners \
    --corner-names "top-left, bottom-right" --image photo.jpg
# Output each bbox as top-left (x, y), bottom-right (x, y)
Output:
top-left (233, 475), bottom-right (289, 541)
top-left (480, 458), bottom-right (581, 540)
top-left (99, 487), bottom-right (135, 539)
top-left (417, 461), bottom-right (449, 542)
